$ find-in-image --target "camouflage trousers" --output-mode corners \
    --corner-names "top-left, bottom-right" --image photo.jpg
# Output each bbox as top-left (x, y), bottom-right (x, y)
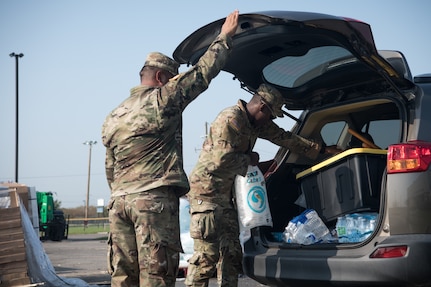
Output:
top-left (185, 200), bottom-right (243, 287)
top-left (107, 187), bottom-right (183, 287)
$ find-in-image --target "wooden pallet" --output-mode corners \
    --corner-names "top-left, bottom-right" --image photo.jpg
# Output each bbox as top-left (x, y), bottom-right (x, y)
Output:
top-left (0, 190), bottom-right (32, 287)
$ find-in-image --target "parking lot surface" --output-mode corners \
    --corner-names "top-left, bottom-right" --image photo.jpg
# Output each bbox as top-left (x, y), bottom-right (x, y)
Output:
top-left (42, 233), bottom-right (265, 287)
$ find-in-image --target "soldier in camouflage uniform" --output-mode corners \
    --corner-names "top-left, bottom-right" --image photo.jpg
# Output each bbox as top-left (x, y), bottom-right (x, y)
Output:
top-left (185, 83), bottom-right (340, 287)
top-left (101, 10), bottom-right (239, 287)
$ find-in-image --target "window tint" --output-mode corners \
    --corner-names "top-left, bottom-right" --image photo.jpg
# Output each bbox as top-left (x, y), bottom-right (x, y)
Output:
top-left (363, 120), bottom-right (400, 149)
top-left (321, 121), bottom-right (346, 146)
top-left (263, 46), bottom-right (354, 88)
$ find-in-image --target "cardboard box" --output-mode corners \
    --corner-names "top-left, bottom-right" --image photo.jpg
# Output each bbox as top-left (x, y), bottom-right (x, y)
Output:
top-left (0, 183), bottom-right (29, 211)
top-left (0, 190), bottom-right (31, 287)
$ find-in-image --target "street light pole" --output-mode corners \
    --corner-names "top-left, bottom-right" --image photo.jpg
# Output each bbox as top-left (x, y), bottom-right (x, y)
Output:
top-left (83, 140), bottom-right (97, 228)
top-left (10, 52), bottom-right (24, 183)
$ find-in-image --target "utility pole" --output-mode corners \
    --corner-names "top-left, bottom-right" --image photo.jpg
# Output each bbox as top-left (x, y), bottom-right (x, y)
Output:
top-left (83, 140), bottom-right (97, 228)
top-left (194, 122), bottom-right (209, 153)
top-left (9, 53), bottom-right (24, 183)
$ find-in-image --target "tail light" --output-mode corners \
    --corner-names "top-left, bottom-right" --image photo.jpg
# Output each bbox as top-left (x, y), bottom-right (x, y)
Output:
top-left (370, 246), bottom-right (408, 258)
top-left (387, 141), bottom-right (431, 174)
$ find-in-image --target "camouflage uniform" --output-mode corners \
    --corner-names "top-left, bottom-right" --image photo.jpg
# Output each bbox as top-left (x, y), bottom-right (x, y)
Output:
top-left (185, 84), bottom-right (321, 287)
top-left (102, 33), bottom-right (233, 287)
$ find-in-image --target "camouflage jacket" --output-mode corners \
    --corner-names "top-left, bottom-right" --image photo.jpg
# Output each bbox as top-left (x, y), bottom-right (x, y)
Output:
top-left (188, 99), bottom-right (320, 206)
top-left (102, 33), bottom-right (233, 197)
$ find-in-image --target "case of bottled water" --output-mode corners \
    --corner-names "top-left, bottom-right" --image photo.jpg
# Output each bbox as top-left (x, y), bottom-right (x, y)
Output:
top-left (336, 212), bottom-right (377, 243)
top-left (283, 209), bottom-right (333, 245)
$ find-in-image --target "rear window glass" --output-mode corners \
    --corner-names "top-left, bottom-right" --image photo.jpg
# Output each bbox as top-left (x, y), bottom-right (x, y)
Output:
top-left (321, 121), bottom-right (345, 146)
top-left (362, 120), bottom-right (400, 149)
top-left (263, 46), bottom-right (354, 88)
top-left (320, 119), bottom-right (401, 150)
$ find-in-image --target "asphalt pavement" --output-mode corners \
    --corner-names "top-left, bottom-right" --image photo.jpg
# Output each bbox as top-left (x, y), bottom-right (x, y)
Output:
top-left (42, 233), bottom-right (266, 287)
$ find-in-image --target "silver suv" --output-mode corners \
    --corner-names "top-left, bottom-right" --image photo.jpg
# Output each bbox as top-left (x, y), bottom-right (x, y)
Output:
top-left (174, 11), bottom-right (431, 286)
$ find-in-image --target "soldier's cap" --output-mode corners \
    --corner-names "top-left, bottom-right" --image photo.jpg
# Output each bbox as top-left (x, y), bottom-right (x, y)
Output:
top-left (256, 83), bottom-right (284, 118)
top-left (144, 52), bottom-right (179, 76)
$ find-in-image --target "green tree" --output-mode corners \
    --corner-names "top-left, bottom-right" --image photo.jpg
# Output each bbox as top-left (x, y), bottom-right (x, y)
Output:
top-left (54, 199), bottom-right (62, 210)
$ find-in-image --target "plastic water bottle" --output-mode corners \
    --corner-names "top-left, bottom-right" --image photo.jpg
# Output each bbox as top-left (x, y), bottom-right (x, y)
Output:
top-left (338, 213), bottom-right (378, 243)
top-left (283, 209), bottom-right (329, 244)
top-left (336, 216), bottom-right (347, 243)
top-left (293, 222), bottom-right (316, 245)
top-left (363, 217), bottom-right (376, 241)
top-left (283, 221), bottom-right (297, 243)
top-left (304, 210), bottom-right (329, 239)
top-left (369, 219), bottom-right (376, 230)
top-left (346, 215), bottom-right (359, 242)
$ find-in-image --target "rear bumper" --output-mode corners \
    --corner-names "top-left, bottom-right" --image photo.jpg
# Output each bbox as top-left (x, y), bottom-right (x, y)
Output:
top-left (243, 234), bottom-right (431, 286)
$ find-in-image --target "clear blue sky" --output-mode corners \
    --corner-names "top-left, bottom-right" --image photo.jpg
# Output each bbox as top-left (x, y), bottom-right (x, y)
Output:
top-left (1, 1), bottom-right (429, 208)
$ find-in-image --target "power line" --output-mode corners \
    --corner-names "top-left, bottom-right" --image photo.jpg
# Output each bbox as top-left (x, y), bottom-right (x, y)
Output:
top-left (0, 172), bottom-right (105, 181)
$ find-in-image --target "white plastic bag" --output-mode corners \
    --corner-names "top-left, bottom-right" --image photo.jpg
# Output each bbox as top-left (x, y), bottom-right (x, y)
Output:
top-left (234, 165), bottom-right (273, 230)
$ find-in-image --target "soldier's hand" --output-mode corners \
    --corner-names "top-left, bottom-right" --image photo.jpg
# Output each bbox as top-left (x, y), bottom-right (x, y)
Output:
top-left (250, 151), bottom-right (260, 166)
top-left (221, 10), bottom-right (239, 38)
top-left (325, 145), bottom-right (343, 155)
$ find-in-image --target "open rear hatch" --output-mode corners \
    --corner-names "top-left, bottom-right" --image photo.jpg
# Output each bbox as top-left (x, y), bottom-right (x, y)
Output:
top-left (174, 11), bottom-right (413, 110)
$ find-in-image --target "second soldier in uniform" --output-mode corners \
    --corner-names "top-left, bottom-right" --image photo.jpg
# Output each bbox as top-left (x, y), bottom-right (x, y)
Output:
top-left (185, 83), bottom-right (339, 287)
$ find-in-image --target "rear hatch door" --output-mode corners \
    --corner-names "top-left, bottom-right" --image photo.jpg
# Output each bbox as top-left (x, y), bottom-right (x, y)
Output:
top-left (173, 11), bottom-right (413, 110)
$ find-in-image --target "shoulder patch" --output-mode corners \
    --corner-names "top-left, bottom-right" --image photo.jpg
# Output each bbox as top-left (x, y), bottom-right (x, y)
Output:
top-left (228, 117), bottom-right (241, 133)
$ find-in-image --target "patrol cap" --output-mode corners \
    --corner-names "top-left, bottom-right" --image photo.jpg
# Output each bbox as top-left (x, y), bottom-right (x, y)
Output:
top-left (256, 83), bottom-right (284, 118)
top-left (144, 52), bottom-right (179, 76)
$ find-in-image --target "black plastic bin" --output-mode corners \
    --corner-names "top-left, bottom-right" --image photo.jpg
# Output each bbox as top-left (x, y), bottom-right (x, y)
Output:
top-left (296, 148), bottom-right (387, 222)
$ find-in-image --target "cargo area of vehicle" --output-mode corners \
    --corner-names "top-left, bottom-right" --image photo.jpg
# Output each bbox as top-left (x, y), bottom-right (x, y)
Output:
top-left (265, 148), bottom-right (387, 244)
